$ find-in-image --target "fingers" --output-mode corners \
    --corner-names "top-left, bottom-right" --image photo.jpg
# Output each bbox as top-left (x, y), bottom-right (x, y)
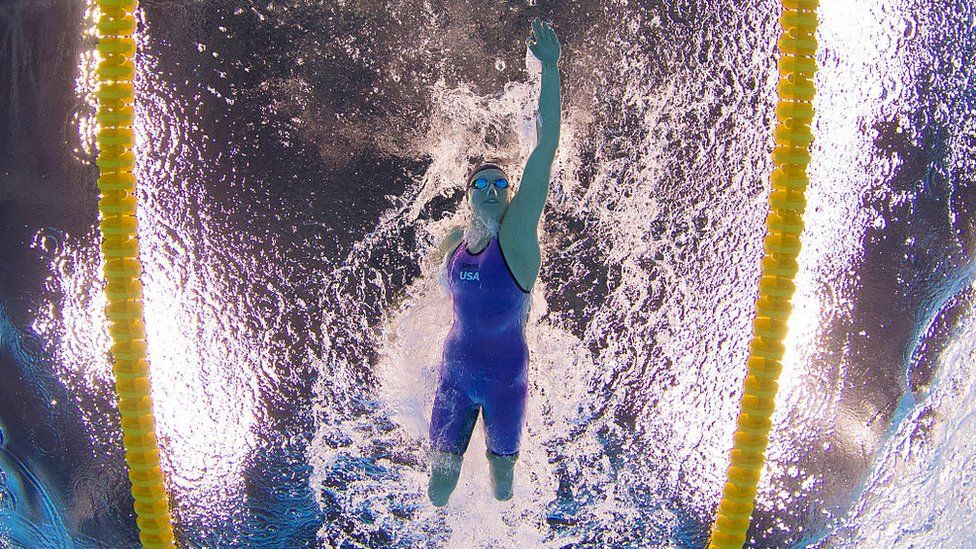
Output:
top-left (531, 18), bottom-right (556, 45)
top-left (528, 17), bottom-right (558, 56)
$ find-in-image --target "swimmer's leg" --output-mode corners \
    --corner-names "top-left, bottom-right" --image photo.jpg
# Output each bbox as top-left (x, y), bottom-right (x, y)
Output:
top-left (428, 378), bottom-right (479, 506)
top-left (485, 450), bottom-right (518, 501)
top-left (482, 380), bottom-right (527, 501)
top-left (428, 450), bottom-right (464, 507)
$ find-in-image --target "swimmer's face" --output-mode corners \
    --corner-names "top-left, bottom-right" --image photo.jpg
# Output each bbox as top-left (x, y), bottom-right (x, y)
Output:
top-left (467, 168), bottom-right (510, 220)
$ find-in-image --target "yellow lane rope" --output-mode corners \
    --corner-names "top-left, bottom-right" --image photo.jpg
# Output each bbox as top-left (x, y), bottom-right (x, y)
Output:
top-left (708, 1), bottom-right (819, 547)
top-left (94, 0), bottom-right (176, 546)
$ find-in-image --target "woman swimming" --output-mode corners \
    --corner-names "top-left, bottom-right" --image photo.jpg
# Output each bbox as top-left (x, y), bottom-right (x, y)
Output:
top-left (428, 17), bottom-right (561, 506)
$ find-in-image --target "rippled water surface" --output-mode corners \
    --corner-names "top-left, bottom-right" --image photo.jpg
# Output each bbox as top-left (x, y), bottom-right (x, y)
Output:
top-left (1, 0), bottom-right (975, 547)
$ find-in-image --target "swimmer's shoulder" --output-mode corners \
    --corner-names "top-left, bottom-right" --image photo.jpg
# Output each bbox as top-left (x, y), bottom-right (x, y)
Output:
top-left (440, 227), bottom-right (465, 259)
top-left (448, 226), bottom-right (464, 243)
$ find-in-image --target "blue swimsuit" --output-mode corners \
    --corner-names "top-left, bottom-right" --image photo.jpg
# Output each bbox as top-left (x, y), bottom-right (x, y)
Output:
top-left (429, 237), bottom-right (531, 456)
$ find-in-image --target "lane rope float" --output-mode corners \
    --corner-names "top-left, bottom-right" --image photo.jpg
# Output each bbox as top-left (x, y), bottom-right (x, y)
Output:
top-left (708, 1), bottom-right (819, 547)
top-left (95, 0), bottom-right (177, 546)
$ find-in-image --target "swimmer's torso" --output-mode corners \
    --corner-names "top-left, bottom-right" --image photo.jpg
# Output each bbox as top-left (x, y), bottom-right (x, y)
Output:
top-left (443, 237), bottom-right (531, 381)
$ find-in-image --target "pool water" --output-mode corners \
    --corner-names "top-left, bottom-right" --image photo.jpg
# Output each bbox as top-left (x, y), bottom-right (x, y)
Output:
top-left (0, 1), bottom-right (974, 547)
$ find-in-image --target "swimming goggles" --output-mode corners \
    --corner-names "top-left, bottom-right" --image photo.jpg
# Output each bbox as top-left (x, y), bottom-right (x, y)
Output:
top-left (470, 177), bottom-right (509, 190)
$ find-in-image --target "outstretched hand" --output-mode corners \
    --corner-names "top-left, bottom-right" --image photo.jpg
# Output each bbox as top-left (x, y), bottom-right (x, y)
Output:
top-left (528, 18), bottom-right (560, 66)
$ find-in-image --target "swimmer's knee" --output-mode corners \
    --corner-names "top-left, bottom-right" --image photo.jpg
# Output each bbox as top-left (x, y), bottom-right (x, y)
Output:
top-left (487, 448), bottom-right (518, 460)
top-left (431, 449), bottom-right (465, 470)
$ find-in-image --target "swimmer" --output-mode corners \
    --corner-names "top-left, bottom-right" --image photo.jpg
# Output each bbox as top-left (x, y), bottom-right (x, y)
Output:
top-left (428, 17), bottom-right (561, 506)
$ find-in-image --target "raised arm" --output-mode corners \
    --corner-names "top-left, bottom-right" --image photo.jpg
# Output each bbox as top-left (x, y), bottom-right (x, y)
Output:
top-left (499, 19), bottom-right (561, 244)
